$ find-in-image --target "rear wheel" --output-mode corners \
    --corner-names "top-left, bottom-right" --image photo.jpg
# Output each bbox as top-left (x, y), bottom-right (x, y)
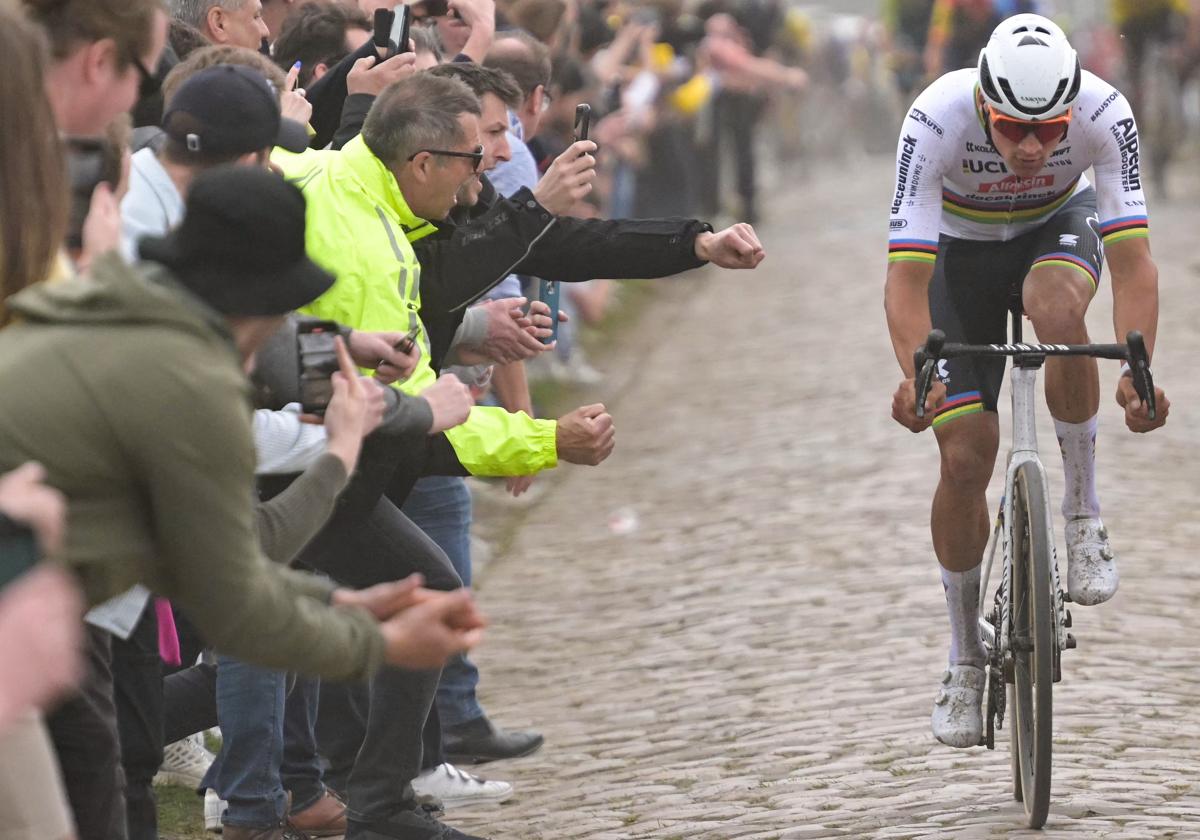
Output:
top-left (1009, 462), bottom-right (1055, 828)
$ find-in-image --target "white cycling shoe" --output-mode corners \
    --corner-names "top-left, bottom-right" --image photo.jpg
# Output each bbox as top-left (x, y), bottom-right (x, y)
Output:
top-left (931, 664), bottom-right (985, 748)
top-left (1065, 517), bottom-right (1118, 606)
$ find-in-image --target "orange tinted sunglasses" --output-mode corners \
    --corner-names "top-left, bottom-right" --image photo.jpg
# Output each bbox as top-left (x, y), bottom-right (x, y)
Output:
top-left (986, 104), bottom-right (1071, 145)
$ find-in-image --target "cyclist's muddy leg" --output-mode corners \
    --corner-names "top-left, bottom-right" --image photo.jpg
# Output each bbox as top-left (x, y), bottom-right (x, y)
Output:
top-left (1024, 266), bottom-right (1099, 422)
top-left (1025, 266), bottom-right (1102, 519)
top-left (932, 412), bottom-right (998, 665)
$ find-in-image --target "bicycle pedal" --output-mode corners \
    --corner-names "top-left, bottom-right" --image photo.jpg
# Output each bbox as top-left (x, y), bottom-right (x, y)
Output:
top-left (1065, 633), bottom-right (1077, 650)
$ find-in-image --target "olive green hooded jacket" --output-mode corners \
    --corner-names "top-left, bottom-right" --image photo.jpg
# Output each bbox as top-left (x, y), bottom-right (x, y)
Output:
top-left (0, 254), bottom-right (384, 681)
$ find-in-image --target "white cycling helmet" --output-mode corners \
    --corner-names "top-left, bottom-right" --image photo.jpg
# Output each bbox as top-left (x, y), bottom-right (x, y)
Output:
top-left (977, 14), bottom-right (1081, 119)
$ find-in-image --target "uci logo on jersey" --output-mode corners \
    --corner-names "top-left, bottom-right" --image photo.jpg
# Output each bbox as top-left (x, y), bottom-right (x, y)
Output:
top-left (962, 159), bottom-right (1007, 174)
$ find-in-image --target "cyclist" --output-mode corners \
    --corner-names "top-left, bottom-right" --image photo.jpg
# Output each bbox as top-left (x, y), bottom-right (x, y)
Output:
top-left (1111, 0), bottom-right (1197, 126)
top-left (885, 13), bottom-right (1170, 748)
top-left (924, 0), bottom-right (1044, 80)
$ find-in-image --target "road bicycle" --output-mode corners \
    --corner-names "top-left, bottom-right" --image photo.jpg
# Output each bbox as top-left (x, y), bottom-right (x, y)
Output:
top-left (912, 305), bottom-right (1156, 829)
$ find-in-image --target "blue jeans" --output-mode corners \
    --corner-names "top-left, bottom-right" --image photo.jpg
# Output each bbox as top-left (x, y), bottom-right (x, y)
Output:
top-left (204, 660), bottom-right (326, 828)
top-left (402, 476), bottom-right (484, 727)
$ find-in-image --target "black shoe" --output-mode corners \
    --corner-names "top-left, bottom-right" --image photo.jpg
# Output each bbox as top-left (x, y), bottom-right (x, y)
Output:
top-left (442, 715), bottom-right (543, 765)
top-left (346, 805), bottom-right (488, 840)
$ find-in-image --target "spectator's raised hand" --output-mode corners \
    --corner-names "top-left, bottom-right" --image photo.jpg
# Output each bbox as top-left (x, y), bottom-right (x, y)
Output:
top-left (347, 52), bottom-right (418, 97)
top-left (379, 589), bottom-right (486, 669)
top-left (318, 336), bottom-right (386, 471)
top-left (556, 403), bottom-right (615, 465)
top-left (348, 329), bottom-right (421, 383)
top-left (533, 141), bottom-right (598, 215)
top-left (281, 61), bottom-right (313, 126)
top-left (0, 462), bottom-right (66, 557)
top-left (0, 565), bottom-right (84, 728)
top-left (420, 373), bottom-right (474, 434)
top-left (78, 181), bottom-right (122, 275)
top-left (694, 223), bottom-right (765, 269)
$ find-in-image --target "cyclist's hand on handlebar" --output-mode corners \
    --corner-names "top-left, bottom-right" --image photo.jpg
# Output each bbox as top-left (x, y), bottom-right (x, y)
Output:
top-left (1116, 376), bottom-right (1169, 433)
top-left (892, 377), bottom-right (946, 433)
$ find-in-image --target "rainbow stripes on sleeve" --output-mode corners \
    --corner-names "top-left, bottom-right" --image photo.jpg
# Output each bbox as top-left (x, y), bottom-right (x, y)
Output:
top-left (1100, 215), bottom-right (1148, 245)
top-left (888, 239), bottom-right (938, 265)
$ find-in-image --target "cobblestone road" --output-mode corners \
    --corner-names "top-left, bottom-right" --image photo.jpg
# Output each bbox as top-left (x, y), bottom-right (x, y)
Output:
top-left (452, 155), bottom-right (1200, 840)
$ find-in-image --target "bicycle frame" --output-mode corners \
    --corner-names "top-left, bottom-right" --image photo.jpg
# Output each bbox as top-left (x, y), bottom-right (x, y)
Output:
top-left (976, 363), bottom-right (1058, 665)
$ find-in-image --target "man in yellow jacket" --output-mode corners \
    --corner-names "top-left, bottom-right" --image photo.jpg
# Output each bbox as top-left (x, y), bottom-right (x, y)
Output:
top-left (283, 72), bottom-right (614, 486)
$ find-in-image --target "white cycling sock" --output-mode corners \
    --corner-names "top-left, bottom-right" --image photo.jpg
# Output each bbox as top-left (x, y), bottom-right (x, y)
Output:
top-left (1054, 414), bottom-right (1101, 520)
top-left (943, 565), bottom-right (986, 667)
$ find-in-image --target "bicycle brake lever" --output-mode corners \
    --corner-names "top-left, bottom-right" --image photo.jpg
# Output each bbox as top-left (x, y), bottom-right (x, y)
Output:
top-left (913, 330), bottom-right (945, 420)
top-left (1125, 330), bottom-right (1156, 421)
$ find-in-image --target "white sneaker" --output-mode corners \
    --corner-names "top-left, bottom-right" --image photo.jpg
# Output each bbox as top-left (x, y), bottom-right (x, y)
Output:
top-left (1065, 517), bottom-right (1118, 606)
top-left (154, 733), bottom-right (214, 789)
top-left (931, 665), bottom-right (985, 748)
top-left (411, 763), bottom-right (513, 808)
top-left (203, 788), bottom-right (227, 834)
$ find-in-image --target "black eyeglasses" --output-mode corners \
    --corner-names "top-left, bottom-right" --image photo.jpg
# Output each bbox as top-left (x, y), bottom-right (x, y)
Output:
top-left (407, 144), bottom-right (485, 172)
top-left (127, 53), bottom-right (160, 99)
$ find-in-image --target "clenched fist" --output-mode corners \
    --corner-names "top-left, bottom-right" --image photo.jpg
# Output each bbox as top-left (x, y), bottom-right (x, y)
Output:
top-left (556, 403), bottom-right (615, 465)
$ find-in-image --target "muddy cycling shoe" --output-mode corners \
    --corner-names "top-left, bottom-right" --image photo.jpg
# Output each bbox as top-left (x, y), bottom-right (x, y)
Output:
top-left (931, 664), bottom-right (985, 748)
top-left (1065, 517), bottom-right (1118, 606)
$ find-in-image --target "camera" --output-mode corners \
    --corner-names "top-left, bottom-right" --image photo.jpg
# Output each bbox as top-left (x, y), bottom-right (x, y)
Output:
top-left (297, 320), bottom-right (341, 414)
top-left (65, 136), bottom-right (122, 251)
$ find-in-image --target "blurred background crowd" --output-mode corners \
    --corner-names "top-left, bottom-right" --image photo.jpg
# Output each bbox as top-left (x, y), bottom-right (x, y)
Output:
top-left (0, 0), bottom-right (1196, 839)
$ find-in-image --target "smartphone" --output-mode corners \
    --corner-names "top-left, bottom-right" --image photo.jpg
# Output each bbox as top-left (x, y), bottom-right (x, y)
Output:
top-left (389, 4), bottom-right (412, 55)
top-left (0, 516), bottom-right (39, 592)
top-left (573, 103), bottom-right (592, 142)
top-left (372, 7), bottom-right (395, 57)
top-left (538, 279), bottom-right (561, 346)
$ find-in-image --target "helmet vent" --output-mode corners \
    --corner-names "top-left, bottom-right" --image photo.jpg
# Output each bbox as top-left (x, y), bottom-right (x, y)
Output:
top-left (979, 53), bottom-right (1002, 102)
top-left (1018, 34), bottom-right (1048, 47)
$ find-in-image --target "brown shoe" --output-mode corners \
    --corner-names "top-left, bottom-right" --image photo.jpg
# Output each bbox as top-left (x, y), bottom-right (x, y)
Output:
top-left (287, 789), bottom-right (347, 837)
top-left (222, 828), bottom-right (284, 840)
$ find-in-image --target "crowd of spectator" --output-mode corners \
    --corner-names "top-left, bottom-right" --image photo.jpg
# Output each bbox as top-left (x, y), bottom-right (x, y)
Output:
top-left (0, 0), bottom-right (771, 838)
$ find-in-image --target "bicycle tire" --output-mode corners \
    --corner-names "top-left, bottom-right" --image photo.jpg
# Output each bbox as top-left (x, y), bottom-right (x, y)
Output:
top-left (1010, 462), bottom-right (1054, 828)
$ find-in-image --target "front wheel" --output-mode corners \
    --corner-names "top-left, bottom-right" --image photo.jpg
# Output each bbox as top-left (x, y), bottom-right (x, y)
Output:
top-left (1009, 462), bottom-right (1055, 828)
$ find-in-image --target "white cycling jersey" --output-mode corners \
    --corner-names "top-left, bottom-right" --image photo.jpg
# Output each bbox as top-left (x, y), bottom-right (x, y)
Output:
top-left (887, 68), bottom-right (1149, 266)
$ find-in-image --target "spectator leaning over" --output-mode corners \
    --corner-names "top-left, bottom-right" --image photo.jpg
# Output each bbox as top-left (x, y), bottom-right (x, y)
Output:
top-left (400, 62), bottom-right (544, 770)
top-left (170, 0), bottom-right (271, 50)
top-left (0, 165), bottom-right (486, 839)
top-left (273, 0), bottom-right (373, 88)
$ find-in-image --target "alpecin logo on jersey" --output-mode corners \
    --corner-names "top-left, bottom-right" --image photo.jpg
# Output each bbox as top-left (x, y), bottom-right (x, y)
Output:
top-left (908, 107), bottom-right (944, 137)
top-left (1110, 118), bottom-right (1141, 190)
top-left (978, 173), bottom-right (1055, 194)
top-left (892, 134), bottom-right (918, 215)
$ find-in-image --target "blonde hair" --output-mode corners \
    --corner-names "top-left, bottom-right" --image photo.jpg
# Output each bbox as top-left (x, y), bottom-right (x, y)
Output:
top-left (162, 44), bottom-right (288, 106)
